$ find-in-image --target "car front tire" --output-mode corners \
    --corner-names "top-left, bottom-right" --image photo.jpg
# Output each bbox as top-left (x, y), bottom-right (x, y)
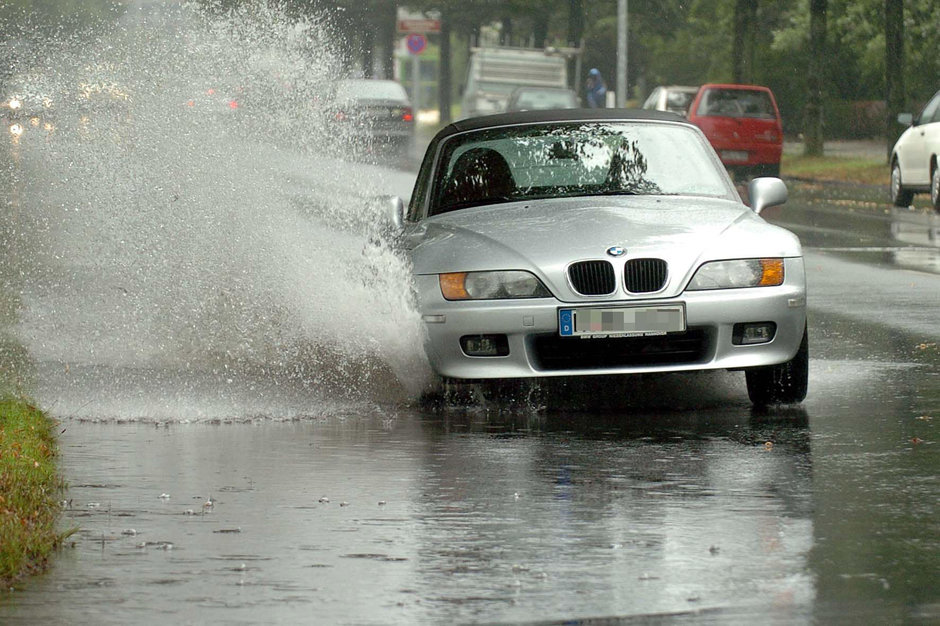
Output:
top-left (745, 327), bottom-right (809, 406)
top-left (931, 165), bottom-right (940, 211)
top-left (891, 161), bottom-right (914, 207)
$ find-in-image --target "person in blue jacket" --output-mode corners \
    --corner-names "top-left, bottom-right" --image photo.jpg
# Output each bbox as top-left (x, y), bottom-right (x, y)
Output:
top-left (585, 68), bottom-right (607, 108)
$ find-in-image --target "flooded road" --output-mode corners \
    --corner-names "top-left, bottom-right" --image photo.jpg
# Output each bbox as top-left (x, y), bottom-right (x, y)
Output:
top-left (1, 302), bottom-right (937, 625)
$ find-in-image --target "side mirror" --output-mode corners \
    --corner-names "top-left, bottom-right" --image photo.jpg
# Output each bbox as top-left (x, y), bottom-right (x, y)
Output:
top-left (897, 112), bottom-right (914, 126)
top-left (748, 177), bottom-right (787, 215)
top-left (374, 194), bottom-right (405, 231)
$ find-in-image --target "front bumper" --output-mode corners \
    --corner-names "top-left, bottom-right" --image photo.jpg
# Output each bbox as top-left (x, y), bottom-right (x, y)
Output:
top-left (416, 258), bottom-right (806, 379)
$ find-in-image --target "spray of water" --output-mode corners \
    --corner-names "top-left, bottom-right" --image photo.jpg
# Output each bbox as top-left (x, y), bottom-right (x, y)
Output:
top-left (1, 2), bottom-right (431, 421)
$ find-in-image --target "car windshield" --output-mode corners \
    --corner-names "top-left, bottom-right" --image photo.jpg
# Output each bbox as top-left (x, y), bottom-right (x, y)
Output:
top-left (430, 121), bottom-right (729, 215)
top-left (696, 88), bottom-right (776, 119)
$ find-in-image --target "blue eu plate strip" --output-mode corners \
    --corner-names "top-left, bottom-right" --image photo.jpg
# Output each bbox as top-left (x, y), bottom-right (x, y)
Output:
top-left (559, 310), bottom-right (573, 336)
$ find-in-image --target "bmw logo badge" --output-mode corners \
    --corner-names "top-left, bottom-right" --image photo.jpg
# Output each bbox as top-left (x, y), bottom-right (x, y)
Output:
top-left (606, 246), bottom-right (626, 257)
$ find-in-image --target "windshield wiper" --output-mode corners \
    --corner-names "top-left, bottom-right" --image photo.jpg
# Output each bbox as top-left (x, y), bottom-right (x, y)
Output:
top-left (434, 195), bottom-right (515, 214)
top-left (594, 188), bottom-right (643, 196)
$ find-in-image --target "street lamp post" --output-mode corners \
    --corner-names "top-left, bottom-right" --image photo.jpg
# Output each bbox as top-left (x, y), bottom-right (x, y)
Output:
top-left (617, 0), bottom-right (628, 108)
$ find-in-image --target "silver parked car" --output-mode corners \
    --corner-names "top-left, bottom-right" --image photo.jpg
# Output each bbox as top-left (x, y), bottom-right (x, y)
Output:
top-left (506, 86), bottom-right (580, 111)
top-left (890, 88), bottom-right (940, 210)
top-left (388, 109), bottom-right (807, 405)
top-left (641, 85), bottom-right (699, 116)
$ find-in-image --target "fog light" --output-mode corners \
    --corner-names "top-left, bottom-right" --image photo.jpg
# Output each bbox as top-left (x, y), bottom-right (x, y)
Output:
top-left (733, 322), bottom-right (776, 345)
top-left (460, 334), bottom-right (509, 357)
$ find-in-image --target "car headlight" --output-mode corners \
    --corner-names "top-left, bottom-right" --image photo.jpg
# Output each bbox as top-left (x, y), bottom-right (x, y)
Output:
top-left (686, 258), bottom-right (784, 290)
top-left (439, 270), bottom-right (551, 300)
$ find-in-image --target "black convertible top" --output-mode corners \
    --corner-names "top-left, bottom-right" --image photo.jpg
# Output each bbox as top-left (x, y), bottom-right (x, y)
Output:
top-left (434, 108), bottom-right (690, 141)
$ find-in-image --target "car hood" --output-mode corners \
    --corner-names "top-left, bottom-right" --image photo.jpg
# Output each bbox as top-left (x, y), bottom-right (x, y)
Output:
top-left (405, 195), bottom-right (802, 301)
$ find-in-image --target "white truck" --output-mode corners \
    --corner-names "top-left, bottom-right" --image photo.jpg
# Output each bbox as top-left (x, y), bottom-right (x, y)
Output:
top-left (460, 46), bottom-right (571, 119)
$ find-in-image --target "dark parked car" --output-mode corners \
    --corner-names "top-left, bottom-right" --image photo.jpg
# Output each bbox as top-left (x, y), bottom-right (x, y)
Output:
top-left (334, 78), bottom-right (414, 156)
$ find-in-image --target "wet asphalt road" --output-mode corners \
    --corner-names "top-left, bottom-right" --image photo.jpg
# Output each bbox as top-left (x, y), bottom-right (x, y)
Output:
top-left (1, 151), bottom-right (938, 624)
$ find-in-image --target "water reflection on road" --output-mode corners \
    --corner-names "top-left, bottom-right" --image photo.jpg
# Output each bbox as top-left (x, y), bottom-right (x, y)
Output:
top-left (4, 400), bottom-right (819, 625)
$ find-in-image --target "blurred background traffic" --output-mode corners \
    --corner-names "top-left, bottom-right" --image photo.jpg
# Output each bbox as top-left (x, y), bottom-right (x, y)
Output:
top-left (2, 0), bottom-right (936, 159)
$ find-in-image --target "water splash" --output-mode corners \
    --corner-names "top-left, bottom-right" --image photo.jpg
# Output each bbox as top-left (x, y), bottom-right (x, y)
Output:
top-left (1, 2), bottom-right (430, 421)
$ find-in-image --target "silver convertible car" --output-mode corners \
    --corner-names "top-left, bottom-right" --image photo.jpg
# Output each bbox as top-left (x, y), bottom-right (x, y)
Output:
top-left (386, 109), bottom-right (807, 405)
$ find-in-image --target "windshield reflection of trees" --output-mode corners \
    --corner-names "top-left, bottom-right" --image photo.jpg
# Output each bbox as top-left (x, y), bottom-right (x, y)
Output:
top-left (434, 124), bottom-right (669, 214)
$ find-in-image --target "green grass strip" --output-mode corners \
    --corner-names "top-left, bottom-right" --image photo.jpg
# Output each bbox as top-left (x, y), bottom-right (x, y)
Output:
top-left (782, 154), bottom-right (889, 185)
top-left (0, 397), bottom-right (65, 587)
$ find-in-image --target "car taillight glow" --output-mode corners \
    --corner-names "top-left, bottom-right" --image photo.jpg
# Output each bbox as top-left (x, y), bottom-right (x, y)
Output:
top-left (402, 107), bottom-right (414, 122)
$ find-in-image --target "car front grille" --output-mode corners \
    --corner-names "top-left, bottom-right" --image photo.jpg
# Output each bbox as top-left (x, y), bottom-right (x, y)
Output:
top-left (624, 258), bottom-right (667, 293)
top-left (568, 260), bottom-right (616, 295)
top-left (530, 329), bottom-right (709, 371)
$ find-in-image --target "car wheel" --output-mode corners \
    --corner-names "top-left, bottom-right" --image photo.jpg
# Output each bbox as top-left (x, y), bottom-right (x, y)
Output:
top-left (931, 165), bottom-right (940, 211)
top-left (745, 327), bottom-right (809, 406)
top-left (891, 161), bottom-right (914, 207)
top-left (762, 163), bottom-right (781, 178)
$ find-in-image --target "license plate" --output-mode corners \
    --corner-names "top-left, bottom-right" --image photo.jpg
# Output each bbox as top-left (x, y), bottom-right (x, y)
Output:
top-left (559, 305), bottom-right (686, 338)
top-left (721, 150), bottom-right (749, 162)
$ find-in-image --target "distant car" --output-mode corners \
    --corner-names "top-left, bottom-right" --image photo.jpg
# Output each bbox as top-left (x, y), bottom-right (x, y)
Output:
top-left (2, 74), bottom-right (57, 142)
top-left (641, 85), bottom-right (699, 116)
top-left (687, 84), bottom-right (784, 178)
top-left (184, 85), bottom-right (244, 115)
top-left (385, 109), bottom-right (808, 406)
top-left (334, 78), bottom-right (414, 155)
top-left (890, 88), bottom-right (940, 210)
top-left (506, 87), bottom-right (579, 111)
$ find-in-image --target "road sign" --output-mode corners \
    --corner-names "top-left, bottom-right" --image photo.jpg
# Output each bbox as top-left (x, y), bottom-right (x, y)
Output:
top-left (397, 19), bottom-right (441, 34)
top-left (406, 33), bottom-right (427, 55)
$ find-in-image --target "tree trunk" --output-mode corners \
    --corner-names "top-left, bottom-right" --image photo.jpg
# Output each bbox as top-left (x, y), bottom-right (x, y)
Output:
top-left (533, 12), bottom-right (549, 49)
top-left (500, 17), bottom-right (513, 46)
top-left (379, 1), bottom-right (397, 80)
top-left (884, 0), bottom-right (905, 161)
top-left (732, 0), bottom-right (756, 84)
top-left (803, 0), bottom-right (827, 156)
top-left (568, 0), bottom-right (584, 91)
top-left (439, 15), bottom-right (452, 124)
top-left (361, 27), bottom-right (375, 78)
